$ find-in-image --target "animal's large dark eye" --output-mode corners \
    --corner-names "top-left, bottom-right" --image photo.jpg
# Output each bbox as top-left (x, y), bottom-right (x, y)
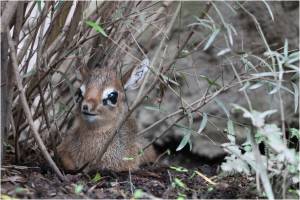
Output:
top-left (107, 91), bottom-right (118, 104)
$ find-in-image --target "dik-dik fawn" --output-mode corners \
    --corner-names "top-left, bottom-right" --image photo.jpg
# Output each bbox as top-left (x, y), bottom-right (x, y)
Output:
top-left (57, 58), bottom-right (156, 172)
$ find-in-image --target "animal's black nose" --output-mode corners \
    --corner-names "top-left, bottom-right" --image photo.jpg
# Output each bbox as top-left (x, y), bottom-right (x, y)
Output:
top-left (82, 104), bottom-right (88, 111)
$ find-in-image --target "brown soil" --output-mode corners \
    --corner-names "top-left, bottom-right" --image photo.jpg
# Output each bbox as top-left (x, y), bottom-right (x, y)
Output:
top-left (1, 151), bottom-right (258, 199)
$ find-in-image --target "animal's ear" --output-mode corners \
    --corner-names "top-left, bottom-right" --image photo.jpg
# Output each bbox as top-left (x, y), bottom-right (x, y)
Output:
top-left (78, 66), bottom-right (90, 81)
top-left (124, 58), bottom-right (150, 90)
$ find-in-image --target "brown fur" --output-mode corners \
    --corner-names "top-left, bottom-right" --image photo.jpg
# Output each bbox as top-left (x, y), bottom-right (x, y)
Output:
top-left (57, 68), bottom-right (156, 172)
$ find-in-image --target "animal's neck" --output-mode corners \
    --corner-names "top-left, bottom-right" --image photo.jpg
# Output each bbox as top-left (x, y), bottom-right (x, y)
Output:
top-left (79, 118), bottom-right (116, 133)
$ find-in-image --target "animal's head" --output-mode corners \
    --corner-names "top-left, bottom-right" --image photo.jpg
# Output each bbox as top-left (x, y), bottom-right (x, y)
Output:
top-left (77, 58), bottom-right (149, 126)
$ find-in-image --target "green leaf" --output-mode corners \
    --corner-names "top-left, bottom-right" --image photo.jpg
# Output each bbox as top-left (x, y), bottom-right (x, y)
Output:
top-left (227, 120), bottom-right (235, 143)
top-left (186, 109), bottom-right (194, 137)
top-left (284, 39), bottom-right (288, 58)
top-left (161, 74), bottom-right (180, 86)
top-left (177, 192), bottom-right (187, 200)
top-left (204, 28), bottom-right (220, 50)
top-left (74, 184), bottom-right (83, 194)
top-left (255, 131), bottom-right (266, 144)
top-left (177, 196), bottom-right (185, 200)
top-left (221, 153), bottom-right (251, 175)
top-left (241, 57), bottom-right (256, 71)
top-left (248, 54), bottom-right (273, 71)
top-left (22, 69), bottom-right (37, 78)
top-left (292, 83), bottom-right (299, 113)
top-left (122, 156), bottom-right (134, 161)
top-left (249, 82), bottom-right (264, 90)
top-left (239, 81), bottom-right (250, 91)
top-left (56, 102), bottom-right (68, 118)
top-left (251, 72), bottom-right (278, 78)
top-left (223, 1), bottom-right (238, 15)
top-left (174, 178), bottom-right (186, 189)
top-left (175, 123), bottom-right (196, 132)
top-left (225, 24), bottom-right (233, 46)
top-left (176, 133), bottom-right (191, 151)
top-left (138, 149), bottom-right (144, 156)
top-left (167, 149), bottom-right (171, 155)
top-left (217, 48), bottom-right (231, 56)
top-left (191, 16), bottom-right (213, 31)
top-left (174, 124), bottom-right (193, 151)
top-left (198, 75), bottom-right (221, 88)
top-left (144, 105), bottom-right (166, 113)
top-left (3, 141), bottom-right (14, 151)
top-left (289, 128), bottom-right (300, 139)
top-left (262, 0), bottom-right (274, 21)
top-left (197, 113), bottom-right (207, 134)
top-left (133, 189), bottom-right (143, 199)
top-left (85, 20), bottom-right (108, 37)
top-left (36, 0), bottom-right (44, 12)
top-left (15, 187), bottom-right (27, 194)
top-left (54, 0), bottom-right (64, 11)
top-left (178, 49), bottom-right (190, 58)
top-left (264, 80), bottom-right (293, 94)
top-left (232, 104), bottom-right (276, 128)
top-left (214, 98), bottom-right (230, 118)
top-left (188, 21), bottom-right (213, 31)
top-left (92, 172), bottom-right (102, 183)
top-left (170, 166), bottom-right (188, 173)
top-left (243, 143), bottom-right (252, 152)
top-left (1, 194), bottom-right (14, 200)
top-left (287, 51), bottom-right (300, 64)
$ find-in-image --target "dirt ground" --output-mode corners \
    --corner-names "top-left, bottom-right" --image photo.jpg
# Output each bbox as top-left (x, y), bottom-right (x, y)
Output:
top-left (1, 150), bottom-right (259, 199)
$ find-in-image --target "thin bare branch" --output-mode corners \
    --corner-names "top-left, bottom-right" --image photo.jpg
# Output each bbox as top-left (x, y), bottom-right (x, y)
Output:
top-left (81, 3), bottom-right (182, 171)
top-left (7, 29), bottom-right (66, 181)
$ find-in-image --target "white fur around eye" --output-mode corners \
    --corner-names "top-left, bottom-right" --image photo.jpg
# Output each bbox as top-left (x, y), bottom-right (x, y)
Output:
top-left (102, 88), bottom-right (117, 107)
top-left (102, 88), bottom-right (115, 99)
top-left (80, 85), bottom-right (86, 95)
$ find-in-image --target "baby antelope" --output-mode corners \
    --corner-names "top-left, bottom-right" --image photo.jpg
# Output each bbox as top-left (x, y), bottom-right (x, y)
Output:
top-left (57, 59), bottom-right (156, 172)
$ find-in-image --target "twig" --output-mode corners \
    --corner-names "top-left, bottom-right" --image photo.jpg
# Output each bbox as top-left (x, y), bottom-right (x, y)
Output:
top-left (248, 125), bottom-right (274, 199)
top-left (10, 114), bottom-right (19, 163)
top-left (152, 149), bottom-right (170, 166)
top-left (162, 2), bottom-right (212, 74)
top-left (228, 59), bottom-right (253, 111)
top-left (135, 2), bottom-right (181, 104)
top-left (22, 2), bottom-right (36, 27)
top-left (48, 75), bottom-right (61, 160)
top-left (25, 31), bottom-right (101, 98)
top-left (7, 30), bottom-right (65, 181)
top-left (194, 170), bottom-right (217, 185)
top-left (128, 169), bottom-right (134, 195)
top-left (0, 1), bottom-right (18, 29)
top-left (138, 83), bottom-right (227, 137)
top-left (237, 3), bottom-right (277, 199)
top-left (138, 73), bottom-right (271, 138)
top-left (279, 83), bottom-right (287, 199)
top-left (135, 1), bottom-right (173, 40)
top-left (36, 2), bottom-right (50, 131)
top-left (143, 116), bottom-right (184, 151)
top-left (18, 4), bottom-right (50, 62)
top-left (1, 0), bottom-right (19, 163)
top-left (84, 3), bottom-right (182, 171)
top-left (58, 102), bottom-right (76, 131)
top-left (140, 83), bottom-right (231, 150)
